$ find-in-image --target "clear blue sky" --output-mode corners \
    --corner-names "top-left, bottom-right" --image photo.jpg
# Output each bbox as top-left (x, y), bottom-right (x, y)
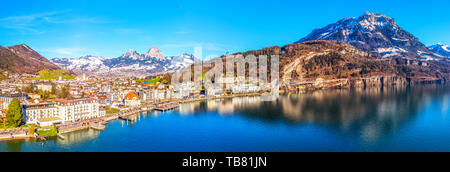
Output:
top-left (0, 0), bottom-right (449, 59)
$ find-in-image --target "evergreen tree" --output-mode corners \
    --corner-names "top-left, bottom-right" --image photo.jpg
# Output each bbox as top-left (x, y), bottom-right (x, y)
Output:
top-left (51, 85), bottom-right (57, 95)
top-left (39, 89), bottom-right (50, 100)
top-left (6, 99), bottom-right (24, 127)
top-left (58, 86), bottom-right (71, 99)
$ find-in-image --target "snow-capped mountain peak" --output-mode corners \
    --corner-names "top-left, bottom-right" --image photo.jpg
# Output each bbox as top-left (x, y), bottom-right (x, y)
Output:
top-left (358, 12), bottom-right (396, 31)
top-left (429, 43), bottom-right (450, 57)
top-left (296, 12), bottom-right (439, 60)
top-left (51, 46), bottom-right (198, 77)
top-left (51, 56), bottom-right (111, 74)
top-left (121, 49), bottom-right (144, 60)
top-left (144, 46), bottom-right (165, 61)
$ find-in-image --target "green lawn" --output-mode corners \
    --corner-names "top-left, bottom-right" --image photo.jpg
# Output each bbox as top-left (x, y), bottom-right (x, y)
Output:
top-left (38, 69), bottom-right (76, 81)
top-left (36, 126), bottom-right (58, 137)
top-left (106, 106), bottom-right (121, 114)
top-left (136, 77), bottom-right (161, 84)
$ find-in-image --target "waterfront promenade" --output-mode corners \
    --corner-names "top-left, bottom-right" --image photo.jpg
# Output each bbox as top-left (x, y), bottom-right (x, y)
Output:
top-left (57, 93), bottom-right (266, 135)
top-left (1, 92), bottom-right (264, 141)
top-left (57, 102), bottom-right (177, 134)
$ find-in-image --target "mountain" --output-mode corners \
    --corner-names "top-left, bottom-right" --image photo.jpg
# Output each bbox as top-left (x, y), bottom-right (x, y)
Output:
top-left (121, 50), bottom-right (143, 60)
top-left (144, 46), bottom-right (165, 61)
top-left (296, 12), bottom-right (441, 60)
top-left (195, 40), bottom-right (449, 91)
top-left (51, 55), bottom-right (111, 74)
top-left (51, 46), bottom-right (198, 77)
top-left (428, 43), bottom-right (450, 58)
top-left (0, 44), bottom-right (61, 74)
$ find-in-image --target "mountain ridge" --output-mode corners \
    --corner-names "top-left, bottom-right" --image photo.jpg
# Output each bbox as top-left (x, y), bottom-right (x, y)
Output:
top-left (0, 44), bottom-right (61, 74)
top-left (296, 12), bottom-right (441, 60)
top-left (197, 40), bottom-right (449, 91)
top-left (429, 43), bottom-right (450, 58)
top-left (51, 46), bottom-right (198, 77)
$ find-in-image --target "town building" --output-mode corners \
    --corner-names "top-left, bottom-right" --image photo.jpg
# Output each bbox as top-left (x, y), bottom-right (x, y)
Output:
top-left (24, 98), bottom-right (105, 126)
top-left (37, 117), bottom-right (63, 127)
top-left (124, 91), bottom-right (141, 107)
top-left (36, 83), bottom-right (52, 92)
top-left (28, 93), bottom-right (41, 99)
top-left (55, 98), bottom-right (103, 122)
top-left (0, 109), bottom-right (5, 123)
top-left (207, 86), bottom-right (224, 97)
top-left (0, 94), bottom-right (28, 107)
top-left (0, 100), bottom-right (5, 110)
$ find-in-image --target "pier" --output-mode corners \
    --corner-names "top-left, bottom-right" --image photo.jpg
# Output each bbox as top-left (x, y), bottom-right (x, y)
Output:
top-left (53, 102), bottom-right (179, 135)
top-left (58, 122), bottom-right (89, 134)
top-left (119, 115), bottom-right (138, 121)
top-left (57, 133), bottom-right (65, 140)
top-left (155, 103), bottom-right (179, 112)
top-left (90, 122), bottom-right (106, 131)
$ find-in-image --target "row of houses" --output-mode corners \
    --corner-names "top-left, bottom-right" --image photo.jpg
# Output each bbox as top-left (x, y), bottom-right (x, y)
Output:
top-left (113, 82), bottom-right (265, 107)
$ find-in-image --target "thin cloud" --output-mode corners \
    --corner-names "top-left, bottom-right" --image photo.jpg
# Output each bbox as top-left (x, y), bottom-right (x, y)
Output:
top-left (45, 17), bottom-right (113, 24)
top-left (0, 10), bottom-right (111, 34)
top-left (162, 42), bottom-right (228, 52)
top-left (174, 31), bottom-right (190, 35)
top-left (115, 28), bottom-right (143, 35)
top-left (1, 10), bottom-right (71, 23)
top-left (39, 47), bottom-right (100, 58)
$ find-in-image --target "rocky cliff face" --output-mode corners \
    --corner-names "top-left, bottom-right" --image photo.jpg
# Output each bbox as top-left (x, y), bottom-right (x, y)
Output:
top-left (0, 44), bottom-right (61, 74)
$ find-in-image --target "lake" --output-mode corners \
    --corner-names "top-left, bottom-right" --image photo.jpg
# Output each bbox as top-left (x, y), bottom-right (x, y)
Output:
top-left (1, 85), bottom-right (449, 152)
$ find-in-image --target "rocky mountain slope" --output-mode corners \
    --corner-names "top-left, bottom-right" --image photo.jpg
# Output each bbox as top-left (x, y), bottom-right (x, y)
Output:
top-left (296, 12), bottom-right (442, 60)
top-left (0, 44), bottom-right (61, 74)
top-left (193, 41), bottom-right (449, 91)
top-left (51, 46), bottom-right (198, 77)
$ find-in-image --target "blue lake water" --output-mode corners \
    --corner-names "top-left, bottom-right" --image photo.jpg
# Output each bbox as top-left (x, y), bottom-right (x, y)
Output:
top-left (1, 85), bottom-right (449, 152)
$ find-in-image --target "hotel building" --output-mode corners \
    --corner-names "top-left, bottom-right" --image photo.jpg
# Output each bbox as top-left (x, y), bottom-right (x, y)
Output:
top-left (24, 98), bottom-right (104, 125)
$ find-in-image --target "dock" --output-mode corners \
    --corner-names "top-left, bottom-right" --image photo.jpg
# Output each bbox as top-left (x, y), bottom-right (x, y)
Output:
top-left (119, 115), bottom-right (138, 121)
top-left (155, 103), bottom-right (179, 112)
top-left (57, 133), bottom-right (65, 140)
top-left (58, 123), bottom-right (89, 134)
top-left (53, 102), bottom-right (177, 135)
top-left (102, 114), bottom-right (119, 122)
top-left (89, 122), bottom-right (106, 131)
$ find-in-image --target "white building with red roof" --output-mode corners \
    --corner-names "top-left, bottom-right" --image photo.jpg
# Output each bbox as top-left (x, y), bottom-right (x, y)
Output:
top-left (124, 91), bottom-right (141, 107)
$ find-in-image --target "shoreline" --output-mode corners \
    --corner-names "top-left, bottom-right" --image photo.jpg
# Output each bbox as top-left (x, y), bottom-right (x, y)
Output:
top-left (1, 83), bottom-right (447, 142)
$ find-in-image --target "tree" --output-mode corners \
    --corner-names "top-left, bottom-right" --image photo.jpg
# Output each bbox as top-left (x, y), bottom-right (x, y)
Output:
top-left (28, 126), bottom-right (35, 135)
top-left (58, 86), bottom-right (71, 99)
top-left (39, 89), bottom-right (50, 100)
top-left (23, 84), bottom-right (35, 93)
top-left (6, 99), bottom-right (24, 127)
top-left (51, 85), bottom-right (57, 95)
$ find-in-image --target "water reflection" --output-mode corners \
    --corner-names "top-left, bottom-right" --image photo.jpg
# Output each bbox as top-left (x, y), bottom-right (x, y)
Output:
top-left (179, 96), bottom-right (264, 115)
top-left (57, 129), bottom-right (101, 145)
top-left (2, 141), bottom-right (23, 152)
top-left (1, 85), bottom-right (449, 152)
top-left (176, 85), bottom-right (450, 142)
